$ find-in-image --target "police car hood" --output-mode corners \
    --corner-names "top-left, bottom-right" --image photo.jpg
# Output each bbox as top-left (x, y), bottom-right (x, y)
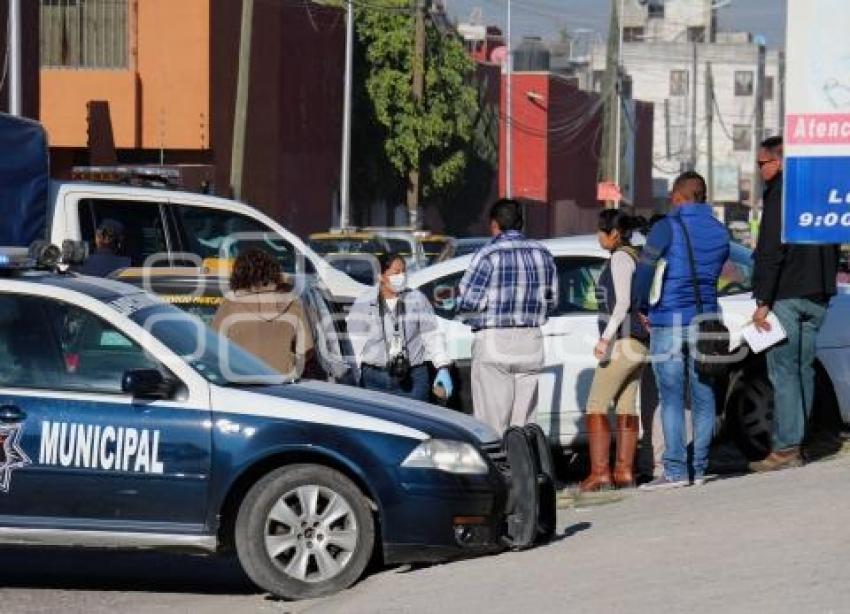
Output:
top-left (214, 380), bottom-right (500, 445)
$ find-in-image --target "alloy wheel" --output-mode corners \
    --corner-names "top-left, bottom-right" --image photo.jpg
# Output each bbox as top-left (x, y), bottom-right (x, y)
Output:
top-left (264, 485), bottom-right (359, 584)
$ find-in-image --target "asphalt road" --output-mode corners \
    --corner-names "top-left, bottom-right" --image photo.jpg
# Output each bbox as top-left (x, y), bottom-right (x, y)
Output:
top-left (2, 451), bottom-right (850, 614)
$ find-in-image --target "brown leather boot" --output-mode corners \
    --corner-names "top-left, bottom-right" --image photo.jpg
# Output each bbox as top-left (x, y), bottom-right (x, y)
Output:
top-left (613, 415), bottom-right (639, 488)
top-left (580, 414), bottom-right (612, 492)
top-left (748, 447), bottom-right (803, 473)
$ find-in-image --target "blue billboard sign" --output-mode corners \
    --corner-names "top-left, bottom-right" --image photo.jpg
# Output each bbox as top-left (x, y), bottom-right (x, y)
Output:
top-left (784, 156), bottom-right (850, 244)
top-left (782, 0), bottom-right (850, 244)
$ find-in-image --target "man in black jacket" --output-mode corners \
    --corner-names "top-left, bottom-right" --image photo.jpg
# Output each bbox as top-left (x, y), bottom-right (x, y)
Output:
top-left (750, 136), bottom-right (839, 472)
top-left (78, 219), bottom-right (131, 278)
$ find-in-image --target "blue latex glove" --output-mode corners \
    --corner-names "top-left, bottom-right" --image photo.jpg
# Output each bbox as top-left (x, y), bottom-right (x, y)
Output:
top-left (433, 368), bottom-right (454, 398)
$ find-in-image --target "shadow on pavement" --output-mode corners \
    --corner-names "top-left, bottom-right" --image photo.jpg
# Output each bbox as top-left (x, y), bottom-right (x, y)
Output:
top-left (0, 547), bottom-right (258, 595)
top-left (561, 521), bottom-right (592, 539)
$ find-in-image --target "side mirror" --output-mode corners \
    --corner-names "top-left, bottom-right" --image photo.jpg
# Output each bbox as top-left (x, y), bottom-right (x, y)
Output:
top-left (122, 369), bottom-right (174, 400)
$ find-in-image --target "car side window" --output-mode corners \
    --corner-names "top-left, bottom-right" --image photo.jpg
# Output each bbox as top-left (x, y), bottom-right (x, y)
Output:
top-left (554, 257), bottom-right (605, 315)
top-left (0, 295), bottom-right (67, 389)
top-left (0, 294), bottom-right (162, 394)
top-left (418, 272), bottom-right (465, 320)
top-left (79, 199), bottom-right (169, 267)
top-left (174, 205), bottom-right (298, 274)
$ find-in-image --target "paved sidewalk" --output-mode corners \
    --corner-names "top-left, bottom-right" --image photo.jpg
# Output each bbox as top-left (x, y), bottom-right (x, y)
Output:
top-left (295, 452), bottom-right (850, 614)
top-left (2, 452), bottom-right (849, 613)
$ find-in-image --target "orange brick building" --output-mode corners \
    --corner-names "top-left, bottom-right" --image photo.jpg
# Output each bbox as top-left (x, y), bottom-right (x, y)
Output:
top-left (39, 0), bottom-right (346, 237)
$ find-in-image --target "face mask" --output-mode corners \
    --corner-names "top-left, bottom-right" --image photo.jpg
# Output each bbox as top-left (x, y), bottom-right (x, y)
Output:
top-left (387, 273), bottom-right (407, 293)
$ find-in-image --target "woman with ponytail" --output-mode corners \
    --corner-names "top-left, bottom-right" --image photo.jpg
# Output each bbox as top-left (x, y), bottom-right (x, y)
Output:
top-left (580, 210), bottom-right (650, 492)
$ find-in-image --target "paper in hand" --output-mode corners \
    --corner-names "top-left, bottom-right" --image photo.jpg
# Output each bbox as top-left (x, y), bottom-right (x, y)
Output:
top-left (741, 313), bottom-right (787, 354)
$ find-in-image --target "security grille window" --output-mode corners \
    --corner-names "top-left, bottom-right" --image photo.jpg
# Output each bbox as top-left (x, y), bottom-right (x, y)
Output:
top-left (764, 76), bottom-right (775, 100)
top-left (40, 0), bottom-right (129, 69)
top-left (670, 70), bottom-right (689, 96)
top-left (668, 124), bottom-right (687, 158)
top-left (592, 70), bottom-right (606, 93)
top-left (733, 124), bottom-right (752, 151)
top-left (647, 1), bottom-right (664, 18)
top-left (623, 27), bottom-right (645, 43)
top-left (734, 70), bottom-right (754, 96)
top-left (687, 27), bottom-right (705, 43)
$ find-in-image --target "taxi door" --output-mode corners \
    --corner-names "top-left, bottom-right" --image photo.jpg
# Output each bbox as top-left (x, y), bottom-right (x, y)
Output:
top-left (0, 292), bottom-right (212, 531)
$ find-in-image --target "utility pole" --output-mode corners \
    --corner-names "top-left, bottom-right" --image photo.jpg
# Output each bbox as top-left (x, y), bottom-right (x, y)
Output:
top-left (600, 0), bottom-right (621, 207)
top-left (505, 0), bottom-right (512, 198)
top-left (7, 0), bottom-right (21, 115)
top-left (612, 0), bottom-right (624, 207)
top-left (750, 41), bottom-right (766, 210)
top-left (230, 0), bottom-right (254, 201)
top-left (705, 62), bottom-right (714, 202)
top-left (407, 0), bottom-right (427, 230)
top-left (339, 0), bottom-right (354, 230)
top-left (689, 41), bottom-right (698, 171)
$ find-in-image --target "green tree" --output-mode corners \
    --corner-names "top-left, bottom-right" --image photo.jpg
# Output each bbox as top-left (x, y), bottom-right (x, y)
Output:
top-left (355, 1), bottom-right (479, 220)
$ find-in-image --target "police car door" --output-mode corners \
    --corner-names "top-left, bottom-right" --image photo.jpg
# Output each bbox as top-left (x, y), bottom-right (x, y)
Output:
top-left (0, 292), bottom-right (212, 530)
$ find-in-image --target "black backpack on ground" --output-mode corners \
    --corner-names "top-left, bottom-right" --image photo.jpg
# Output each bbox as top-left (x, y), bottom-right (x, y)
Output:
top-left (501, 424), bottom-right (557, 549)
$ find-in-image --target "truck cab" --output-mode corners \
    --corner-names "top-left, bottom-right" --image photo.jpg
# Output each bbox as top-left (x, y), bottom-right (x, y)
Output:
top-left (46, 181), bottom-right (367, 301)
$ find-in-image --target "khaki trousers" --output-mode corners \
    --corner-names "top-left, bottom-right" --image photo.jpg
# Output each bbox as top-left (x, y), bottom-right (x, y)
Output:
top-left (586, 338), bottom-right (648, 416)
top-left (471, 328), bottom-right (544, 433)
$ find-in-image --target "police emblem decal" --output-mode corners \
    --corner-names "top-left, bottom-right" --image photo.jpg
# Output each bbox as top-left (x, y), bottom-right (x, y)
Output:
top-left (0, 424), bottom-right (31, 493)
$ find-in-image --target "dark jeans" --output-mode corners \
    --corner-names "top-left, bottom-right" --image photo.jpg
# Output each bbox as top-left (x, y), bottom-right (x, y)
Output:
top-left (767, 298), bottom-right (828, 450)
top-left (361, 364), bottom-right (430, 402)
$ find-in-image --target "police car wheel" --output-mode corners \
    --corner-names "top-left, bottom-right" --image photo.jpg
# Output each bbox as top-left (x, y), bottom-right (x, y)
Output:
top-left (234, 464), bottom-right (375, 600)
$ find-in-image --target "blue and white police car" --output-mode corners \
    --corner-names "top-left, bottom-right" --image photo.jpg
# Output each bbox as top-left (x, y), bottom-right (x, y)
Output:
top-left (0, 246), bottom-right (518, 600)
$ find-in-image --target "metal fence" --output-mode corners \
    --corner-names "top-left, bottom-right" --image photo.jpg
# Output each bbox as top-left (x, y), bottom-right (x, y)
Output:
top-left (40, 0), bottom-right (129, 69)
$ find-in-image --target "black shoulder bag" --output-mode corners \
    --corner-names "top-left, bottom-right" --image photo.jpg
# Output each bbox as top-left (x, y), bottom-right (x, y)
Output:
top-left (673, 216), bottom-right (731, 379)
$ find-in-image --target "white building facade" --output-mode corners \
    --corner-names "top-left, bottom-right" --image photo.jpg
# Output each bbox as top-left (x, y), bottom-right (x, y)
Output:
top-left (589, 0), bottom-right (784, 219)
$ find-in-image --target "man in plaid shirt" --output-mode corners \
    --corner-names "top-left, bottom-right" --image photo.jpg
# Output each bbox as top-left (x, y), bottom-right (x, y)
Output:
top-left (457, 199), bottom-right (558, 432)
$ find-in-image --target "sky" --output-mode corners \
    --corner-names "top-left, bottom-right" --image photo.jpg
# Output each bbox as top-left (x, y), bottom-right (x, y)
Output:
top-left (447, 0), bottom-right (787, 49)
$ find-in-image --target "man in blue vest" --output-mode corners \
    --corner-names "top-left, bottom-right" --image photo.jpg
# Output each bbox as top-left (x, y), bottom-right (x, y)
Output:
top-left (633, 171), bottom-right (730, 490)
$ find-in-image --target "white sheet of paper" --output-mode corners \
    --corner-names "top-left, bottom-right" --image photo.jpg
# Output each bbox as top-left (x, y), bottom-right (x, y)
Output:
top-left (649, 258), bottom-right (666, 306)
top-left (741, 313), bottom-right (787, 354)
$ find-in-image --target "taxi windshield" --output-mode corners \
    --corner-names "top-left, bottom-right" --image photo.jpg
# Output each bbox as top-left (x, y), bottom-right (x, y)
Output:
top-left (309, 237), bottom-right (385, 256)
top-left (127, 303), bottom-right (288, 387)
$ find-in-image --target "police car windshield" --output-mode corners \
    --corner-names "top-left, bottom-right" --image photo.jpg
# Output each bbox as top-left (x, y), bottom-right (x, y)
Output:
top-left (127, 304), bottom-right (288, 386)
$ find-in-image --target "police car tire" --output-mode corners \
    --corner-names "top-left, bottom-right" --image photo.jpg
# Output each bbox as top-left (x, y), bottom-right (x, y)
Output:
top-left (234, 464), bottom-right (375, 600)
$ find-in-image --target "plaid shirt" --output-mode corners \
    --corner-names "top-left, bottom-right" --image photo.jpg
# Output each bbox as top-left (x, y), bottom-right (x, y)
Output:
top-left (457, 230), bottom-right (558, 330)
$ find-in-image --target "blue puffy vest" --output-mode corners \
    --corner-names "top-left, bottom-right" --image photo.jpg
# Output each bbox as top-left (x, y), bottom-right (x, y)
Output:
top-left (650, 204), bottom-right (730, 327)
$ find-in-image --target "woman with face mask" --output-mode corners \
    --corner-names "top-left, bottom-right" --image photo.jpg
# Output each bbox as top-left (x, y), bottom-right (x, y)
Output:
top-left (346, 252), bottom-right (453, 402)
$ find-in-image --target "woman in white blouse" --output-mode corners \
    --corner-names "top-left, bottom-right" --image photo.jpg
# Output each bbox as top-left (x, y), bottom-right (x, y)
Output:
top-left (581, 210), bottom-right (650, 492)
top-left (346, 253), bottom-right (453, 402)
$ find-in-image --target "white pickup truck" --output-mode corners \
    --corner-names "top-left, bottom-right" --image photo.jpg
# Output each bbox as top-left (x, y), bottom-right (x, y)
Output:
top-left (46, 181), bottom-right (367, 301)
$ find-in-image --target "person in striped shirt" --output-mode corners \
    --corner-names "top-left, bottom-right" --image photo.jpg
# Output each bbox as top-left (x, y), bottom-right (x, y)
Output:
top-left (457, 199), bottom-right (558, 433)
